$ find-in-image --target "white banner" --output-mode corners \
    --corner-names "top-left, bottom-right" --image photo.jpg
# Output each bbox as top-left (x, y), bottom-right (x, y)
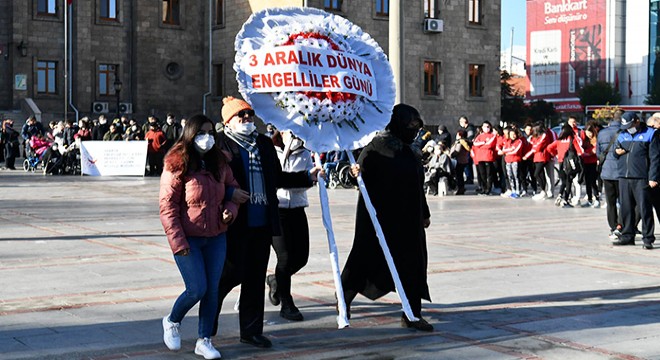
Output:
top-left (79, 141), bottom-right (148, 176)
top-left (241, 45), bottom-right (377, 100)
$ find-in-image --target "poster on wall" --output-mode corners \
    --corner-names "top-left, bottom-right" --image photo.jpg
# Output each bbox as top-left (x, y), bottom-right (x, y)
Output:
top-left (14, 74), bottom-right (27, 91)
top-left (527, 0), bottom-right (607, 103)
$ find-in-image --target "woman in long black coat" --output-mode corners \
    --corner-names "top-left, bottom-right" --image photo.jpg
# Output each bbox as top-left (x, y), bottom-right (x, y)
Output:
top-left (340, 103), bottom-right (433, 332)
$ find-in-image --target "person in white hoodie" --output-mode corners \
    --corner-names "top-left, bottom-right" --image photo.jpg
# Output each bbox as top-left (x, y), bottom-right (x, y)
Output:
top-left (266, 130), bottom-right (315, 322)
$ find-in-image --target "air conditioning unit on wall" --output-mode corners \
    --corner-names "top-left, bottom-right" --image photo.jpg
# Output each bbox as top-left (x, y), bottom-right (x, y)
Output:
top-left (92, 102), bottom-right (109, 114)
top-left (424, 18), bottom-right (444, 33)
top-left (119, 103), bottom-right (133, 114)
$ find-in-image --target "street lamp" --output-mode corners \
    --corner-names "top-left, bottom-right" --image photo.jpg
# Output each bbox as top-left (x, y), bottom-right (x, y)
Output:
top-left (113, 73), bottom-right (122, 119)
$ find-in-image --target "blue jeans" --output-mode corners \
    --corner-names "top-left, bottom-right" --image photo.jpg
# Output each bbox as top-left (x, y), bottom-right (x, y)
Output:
top-left (170, 234), bottom-right (227, 338)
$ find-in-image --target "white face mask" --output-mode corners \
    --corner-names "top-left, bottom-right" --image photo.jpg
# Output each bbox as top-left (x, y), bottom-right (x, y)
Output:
top-left (194, 134), bottom-right (215, 154)
top-left (628, 126), bottom-right (638, 135)
top-left (235, 122), bottom-right (256, 135)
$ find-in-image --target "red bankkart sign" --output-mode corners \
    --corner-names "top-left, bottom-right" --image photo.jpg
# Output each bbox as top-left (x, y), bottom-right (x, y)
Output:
top-left (527, 0), bottom-right (607, 101)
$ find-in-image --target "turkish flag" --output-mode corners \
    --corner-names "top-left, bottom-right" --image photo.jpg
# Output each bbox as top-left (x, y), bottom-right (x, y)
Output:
top-left (67, 0), bottom-right (72, 4)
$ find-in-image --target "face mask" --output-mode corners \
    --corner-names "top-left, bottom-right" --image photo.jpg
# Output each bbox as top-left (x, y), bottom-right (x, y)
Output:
top-left (131, 125), bottom-right (137, 131)
top-left (289, 138), bottom-right (303, 151)
top-left (434, 150), bottom-right (441, 155)
top-left (99, 119), bottom-right (107, 125)
top-left (167, 119), bottom-right (173, 125)
top-left (628, 126), bottom-right (638, 135)
top-left (194, 134), bottom-right (215, 154)
top-left (235, 122), bottom-right (256, 135)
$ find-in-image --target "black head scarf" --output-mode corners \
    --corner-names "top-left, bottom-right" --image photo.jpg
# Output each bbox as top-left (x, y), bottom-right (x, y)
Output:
top-left (386, 103), bottom-right (423, 144)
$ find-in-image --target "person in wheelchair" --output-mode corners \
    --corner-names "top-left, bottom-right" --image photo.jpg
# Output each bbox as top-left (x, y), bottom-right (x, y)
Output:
top-left (42, 142), bottom-right (65, 175)
top-left (424, 144), bottom-right (452, 196)
top-left (323, 150), bottom-right (350, 188)
top-left (23, 134), bottom-right (52, 171)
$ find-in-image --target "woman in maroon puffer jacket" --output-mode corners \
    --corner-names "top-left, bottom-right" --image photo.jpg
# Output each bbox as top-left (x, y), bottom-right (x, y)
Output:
top-left (159, 114), bottom-right (243, 359)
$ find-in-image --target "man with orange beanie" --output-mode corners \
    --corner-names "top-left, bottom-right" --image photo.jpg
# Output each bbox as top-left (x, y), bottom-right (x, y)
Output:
top-left (212, 96), bottom-right (321, 348)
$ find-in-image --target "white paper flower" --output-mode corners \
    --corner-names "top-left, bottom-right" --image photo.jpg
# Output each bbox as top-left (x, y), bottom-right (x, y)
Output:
top-left (235, 7), bottom-right (395, 152)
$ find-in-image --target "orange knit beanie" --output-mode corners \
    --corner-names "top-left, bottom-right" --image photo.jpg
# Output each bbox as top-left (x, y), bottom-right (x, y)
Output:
top-left (221, 96), bottom-right (252, 123)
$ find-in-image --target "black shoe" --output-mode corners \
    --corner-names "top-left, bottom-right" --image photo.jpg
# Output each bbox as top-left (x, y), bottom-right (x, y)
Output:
top-left (280, 304), bottom-right (304, 321)
top-left (240, 334), bottom-right (272, 348)
top-left (266, 274), bottom-right (279, 306)
top-left (612, 240), bottom-right (635, 246)
top-left (643, 243), bottom-right (654, 250)
top-left (401, 314), bottom-right (433, 332)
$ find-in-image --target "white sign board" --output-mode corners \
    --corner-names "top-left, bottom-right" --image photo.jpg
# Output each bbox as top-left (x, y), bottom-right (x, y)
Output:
top-left (529, 30), bottom-right (561, 96)
top-left (80, 141), bottom-right (147, 176)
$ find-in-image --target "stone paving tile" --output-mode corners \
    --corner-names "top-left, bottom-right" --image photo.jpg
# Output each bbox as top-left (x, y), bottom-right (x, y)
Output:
top-left (2, 171), bottom-right (660, 359)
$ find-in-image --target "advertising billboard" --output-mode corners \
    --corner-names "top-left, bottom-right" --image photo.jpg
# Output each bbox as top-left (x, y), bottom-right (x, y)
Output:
top-left (527, 0), bottom-right (608, 107)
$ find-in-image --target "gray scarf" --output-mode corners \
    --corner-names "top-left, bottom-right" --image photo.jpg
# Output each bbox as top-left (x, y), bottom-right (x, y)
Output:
top-left (224, 128), bottom-right (268, 206)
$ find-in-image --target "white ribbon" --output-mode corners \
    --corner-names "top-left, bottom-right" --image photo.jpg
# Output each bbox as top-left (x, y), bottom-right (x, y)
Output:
top-left (313, 152), bottom-right (350, 329)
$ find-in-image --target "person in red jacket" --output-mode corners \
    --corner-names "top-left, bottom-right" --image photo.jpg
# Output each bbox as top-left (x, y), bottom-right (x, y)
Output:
top-left (472, 121), bottom-right (498, 195)
top-left (145, 122), bottom-right (167, 176)
top-left (523, 122), bottom-right (552, 200)
top-left (581, 123), bottom-right (600, 207)
top-left (546, 124), bottom-right (584, 207)
top-left (159, 114), bottom-right (242, 359)
top-left (501, 127), bottom-right (524, 198)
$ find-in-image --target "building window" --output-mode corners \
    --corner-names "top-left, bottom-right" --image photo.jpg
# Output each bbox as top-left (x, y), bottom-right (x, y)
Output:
top-left (214, 63), bottom-right (224, 96)
top-left (469, 64), bottom-right (484, 97)
top-left (100, 0), bottom-right (118, 20)
top-left (650, 0), bottom-right (660, 93)
top-left (215, 0), bottom-right (224, 26)
top-left (98, 64), bottom-right (118, 96)
top-left (325, 0), bottom-right (342, 11)
top-left (424, 0), bottom-right (440, 19)
top-left (375, 0), bottom-right (389, 16)
top-left (468, 0), bottom-right (481, 24)
top-left (424, 61), bottom-right (441, 96)
top-left (37, 0), bottom-right (57, 15)
top-left (162, 0), bottom-right (180, 25)
top-left (37, 61), bottom-right (57, 94)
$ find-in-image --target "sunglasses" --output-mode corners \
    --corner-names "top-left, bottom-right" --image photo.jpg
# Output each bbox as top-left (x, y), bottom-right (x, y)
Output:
top-left (237, 109), bottom-right (255, 118)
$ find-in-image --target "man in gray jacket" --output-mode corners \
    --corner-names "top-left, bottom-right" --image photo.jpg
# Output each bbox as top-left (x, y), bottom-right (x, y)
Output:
top-left (596, 110), bottom-right (623, 239)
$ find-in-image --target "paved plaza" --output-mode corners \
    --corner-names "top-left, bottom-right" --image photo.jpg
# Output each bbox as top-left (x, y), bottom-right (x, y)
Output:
top-left (1, 170), bottom-right (660, 359)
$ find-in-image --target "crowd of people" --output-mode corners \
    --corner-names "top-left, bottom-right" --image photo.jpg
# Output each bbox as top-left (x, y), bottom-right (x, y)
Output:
top-left (418, 111), bottom-right (660, 247)
top-left (3, 100), bottom-right (658, 359)
top-left (0, 113), bottom-right (186, 175)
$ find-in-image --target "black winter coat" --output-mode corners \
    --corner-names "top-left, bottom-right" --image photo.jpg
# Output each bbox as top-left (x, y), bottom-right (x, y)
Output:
top-left (341, 130), bottom-right (431, 302)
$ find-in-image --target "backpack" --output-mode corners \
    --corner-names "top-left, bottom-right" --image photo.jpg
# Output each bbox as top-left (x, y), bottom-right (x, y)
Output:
top-left (562, 141), bottom-right (582, 177)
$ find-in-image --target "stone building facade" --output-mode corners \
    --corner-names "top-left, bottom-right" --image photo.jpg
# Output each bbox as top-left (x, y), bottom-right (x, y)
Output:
top-left (1, 0), bottom-right (500, 129)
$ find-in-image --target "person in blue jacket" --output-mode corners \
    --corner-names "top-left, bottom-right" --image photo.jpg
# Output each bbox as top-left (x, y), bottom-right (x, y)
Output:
top-left (612, 112), bottom-right (660, 249)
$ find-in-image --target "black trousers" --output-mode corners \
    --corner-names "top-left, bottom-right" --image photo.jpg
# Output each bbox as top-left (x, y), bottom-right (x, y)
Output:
top-left (653, 187), bottom-right (660, 222)
top-left (619, 178), bottom-right (655, 245)
top-left (477, 161), bottom-right (494, 194)
top-left (212, 226), bottom-right (271, 337)
top-left (583, 163), bottom-right (599, 201)
top-left (558, 168), bottom-right (577, 201)
top-left (520, 159), bottom-right (536, 192)
top-left (272, 207), bottom-right (310, 302)
top-left (454, 163), bottom-right (467, 194)
top-left (4, 142), bottom-right (18, 169)
top-left (534, 162), bottom-right (547, 192)
top-left (602, 179), bottom-right (620, 231)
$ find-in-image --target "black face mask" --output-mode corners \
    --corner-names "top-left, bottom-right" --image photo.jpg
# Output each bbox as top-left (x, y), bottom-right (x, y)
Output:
top-left (400, 128), bottom-right (418, 144)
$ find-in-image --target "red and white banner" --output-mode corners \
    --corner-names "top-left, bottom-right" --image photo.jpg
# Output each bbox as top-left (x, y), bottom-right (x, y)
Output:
top-left (527, 0), bottom-right (607, 101)
top-left (241, 45), bottom-right (377, 100)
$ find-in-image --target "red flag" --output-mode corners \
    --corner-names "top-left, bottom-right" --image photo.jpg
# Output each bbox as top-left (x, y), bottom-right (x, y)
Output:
top-left (628, 72), bottom-right (633, 99)
top-left (67, 0), bottom-right (72, 4)
top-left (614, 70), bottom-right (619, 93)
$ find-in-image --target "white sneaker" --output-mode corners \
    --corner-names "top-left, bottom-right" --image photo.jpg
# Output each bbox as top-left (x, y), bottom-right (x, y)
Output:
top-left (519, 190), bottom-right (527, 197)
top-left (195, 337), bottom-right (222, 359)
top-left (592, 200), bottom-right (601, 208)
top-left (500, 190), bottom-right (512, 198)
top-left (162, 315), bottom-right (181, 351)
top-left (532, 191), bottom-right (546, 200)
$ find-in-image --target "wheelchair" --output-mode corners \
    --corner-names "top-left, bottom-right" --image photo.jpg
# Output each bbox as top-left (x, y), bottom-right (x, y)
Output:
top-left (326, 161), bottom-right (356, 189)
top-left (23, 146), bottom-right (44, 172)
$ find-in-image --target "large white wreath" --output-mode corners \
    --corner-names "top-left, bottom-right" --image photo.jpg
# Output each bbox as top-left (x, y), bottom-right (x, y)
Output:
top-left (234, 7), bottom-right (396, 153)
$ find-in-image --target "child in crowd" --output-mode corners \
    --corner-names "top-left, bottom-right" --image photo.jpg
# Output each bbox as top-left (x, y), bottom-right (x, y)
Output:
top-left (501, 127), bottom-right (524, 198)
